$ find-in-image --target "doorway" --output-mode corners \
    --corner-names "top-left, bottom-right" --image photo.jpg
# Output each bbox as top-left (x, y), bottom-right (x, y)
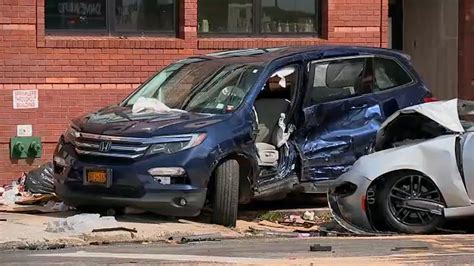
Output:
top-left (389, 0), bottom-right (459, 99)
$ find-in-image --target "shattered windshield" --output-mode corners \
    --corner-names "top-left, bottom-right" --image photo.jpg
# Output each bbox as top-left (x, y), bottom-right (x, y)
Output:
top-left (122, 60), bottom-right (261, 114)
top-left (184, 65), bottom-right (261, 113)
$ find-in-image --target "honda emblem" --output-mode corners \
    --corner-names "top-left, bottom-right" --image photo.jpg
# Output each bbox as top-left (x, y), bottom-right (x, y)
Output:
top-left (98, 141), bottom-right (112, 152)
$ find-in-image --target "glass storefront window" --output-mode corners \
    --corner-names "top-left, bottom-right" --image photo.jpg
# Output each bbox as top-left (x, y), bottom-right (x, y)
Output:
top-left (45, 0), bottom-right (177, 35)
top-left (198, 0), bottom-right (320, 35)
top-left (198, 0), bottom-right (253, 33)
top-left (45, 0), bottom-right (107, 30)
top-left (261, 0), bottom-right (318, 33)
top-left (114, 0), bottom-right (175, 33)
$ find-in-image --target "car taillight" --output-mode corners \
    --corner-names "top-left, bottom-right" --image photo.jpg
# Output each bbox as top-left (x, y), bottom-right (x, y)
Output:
top-left (423, 97), bottom-right (438, 103)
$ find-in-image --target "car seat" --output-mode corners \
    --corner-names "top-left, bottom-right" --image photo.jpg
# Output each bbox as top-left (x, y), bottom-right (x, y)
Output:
top-left (254, 98), bottom-right (291, 167)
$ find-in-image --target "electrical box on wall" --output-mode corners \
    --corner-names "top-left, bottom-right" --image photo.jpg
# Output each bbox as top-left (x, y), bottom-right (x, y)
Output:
top-left (10, 137), bottom-right (42, 159)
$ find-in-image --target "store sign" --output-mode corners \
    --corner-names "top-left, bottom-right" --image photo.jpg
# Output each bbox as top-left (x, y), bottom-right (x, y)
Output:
top-left (13, 90), bottom-right (39, 109)
top-left (58, 2), bottom-right (103, 16)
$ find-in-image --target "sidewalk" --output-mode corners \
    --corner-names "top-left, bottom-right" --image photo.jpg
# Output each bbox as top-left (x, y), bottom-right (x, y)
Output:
top-left (0, 207), bottom-right (330, 250)
top-left (0, 211), bottom-right (242, 250)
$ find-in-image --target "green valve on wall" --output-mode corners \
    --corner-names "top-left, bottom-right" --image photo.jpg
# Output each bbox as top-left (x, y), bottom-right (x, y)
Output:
top-left (10, 137), bottom-right (43, 159)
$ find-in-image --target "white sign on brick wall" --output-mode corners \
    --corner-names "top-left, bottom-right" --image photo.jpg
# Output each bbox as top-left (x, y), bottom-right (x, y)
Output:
top-left (13, 89), bottom-right (39, 109)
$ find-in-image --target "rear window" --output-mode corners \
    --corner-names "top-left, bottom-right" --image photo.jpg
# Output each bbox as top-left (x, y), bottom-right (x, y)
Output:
top-left (374, 57), bottom-right (412, 90)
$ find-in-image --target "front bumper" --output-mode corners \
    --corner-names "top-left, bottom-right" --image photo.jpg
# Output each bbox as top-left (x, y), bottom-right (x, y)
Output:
top-left (53, 138), bottom-right (209, 217)
top-left (56, 181), bottom-right (206, 217)
top-left (327, 172), bottom-right (376, 234)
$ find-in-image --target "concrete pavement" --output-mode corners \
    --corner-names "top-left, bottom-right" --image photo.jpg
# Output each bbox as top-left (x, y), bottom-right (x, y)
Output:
top-left (0, 204), bottom-right (331, 250)
top-left (3, 235), bottom-right (474, 265)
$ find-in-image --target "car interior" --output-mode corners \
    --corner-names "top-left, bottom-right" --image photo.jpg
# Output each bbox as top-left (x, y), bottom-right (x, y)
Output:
top-left (253, 66), bottom-right (297, 168)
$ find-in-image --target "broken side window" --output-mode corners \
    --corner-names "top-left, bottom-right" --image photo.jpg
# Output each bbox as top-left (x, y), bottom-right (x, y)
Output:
top-left (373, 57), bottom-right (412, 91)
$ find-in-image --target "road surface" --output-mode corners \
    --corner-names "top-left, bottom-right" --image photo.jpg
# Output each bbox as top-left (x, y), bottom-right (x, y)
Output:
top-left (2, 235), bottom-right (474, 265)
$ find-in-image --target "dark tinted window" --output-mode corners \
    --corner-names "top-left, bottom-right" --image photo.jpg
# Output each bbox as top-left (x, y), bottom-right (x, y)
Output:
top-left (308, 58), bottom-right (373, 105)
top-left (198, 0), bottom-right (253, 33)
top-left (197, 0), bottom-right (320, 35)
top-left (115, 0), bottom-right (175, 33)
top-left (45, 0), bottom-right (176, 35)
top-left (45, 0), bottom-right (107, 30)
top-left (261, 0), bottom-right (318, 33)
top-left (374, 57), bottom-right (412, 90)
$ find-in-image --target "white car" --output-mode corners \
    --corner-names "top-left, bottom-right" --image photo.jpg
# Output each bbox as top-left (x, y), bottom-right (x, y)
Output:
top-left (329, 99), bottom-right (474, 234)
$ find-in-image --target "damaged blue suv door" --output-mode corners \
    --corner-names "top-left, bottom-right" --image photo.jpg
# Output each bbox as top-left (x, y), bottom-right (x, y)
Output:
top-left (52, 46), bottom-right (431, 228)
top-left (296, 52), bottom-right (429, 191)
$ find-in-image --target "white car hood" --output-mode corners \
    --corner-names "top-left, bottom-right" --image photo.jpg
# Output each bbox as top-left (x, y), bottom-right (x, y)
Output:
top-left (380, 99), bottom-right (465, 133)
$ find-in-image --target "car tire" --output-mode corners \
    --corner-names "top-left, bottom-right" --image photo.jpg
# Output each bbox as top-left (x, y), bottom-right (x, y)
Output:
top-left (211, 159), bottom-right (239, 227)
top-left (376, 171), bottom-right (444, 234)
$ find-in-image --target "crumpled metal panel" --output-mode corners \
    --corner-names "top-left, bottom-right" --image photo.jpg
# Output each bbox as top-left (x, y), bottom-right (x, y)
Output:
top-left (301, 103), bottom-right (383, 182)
top-left (378, 99), bottom-right (465, 136)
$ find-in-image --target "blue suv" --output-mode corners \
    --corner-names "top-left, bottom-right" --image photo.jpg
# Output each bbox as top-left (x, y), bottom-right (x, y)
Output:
top-left (53, 46), bottom-right (432, 226)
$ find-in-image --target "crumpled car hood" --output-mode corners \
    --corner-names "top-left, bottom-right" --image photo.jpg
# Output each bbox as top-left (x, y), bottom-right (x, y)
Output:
top-left (379, 99), bottom-right (465, 134)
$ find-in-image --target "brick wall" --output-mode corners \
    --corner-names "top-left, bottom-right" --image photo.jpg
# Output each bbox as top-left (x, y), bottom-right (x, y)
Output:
top-left (0, 0), bottom-right (388, 184)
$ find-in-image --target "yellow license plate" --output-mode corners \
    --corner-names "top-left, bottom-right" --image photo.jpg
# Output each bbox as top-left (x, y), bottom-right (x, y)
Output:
top-left (86, 170), bottom-right (108, 184)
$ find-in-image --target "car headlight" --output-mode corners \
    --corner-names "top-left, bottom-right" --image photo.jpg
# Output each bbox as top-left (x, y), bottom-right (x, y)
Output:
top-left (147, 133), bottom-right (207, 155)
top-left (64, 124), bottom-right (80, 143)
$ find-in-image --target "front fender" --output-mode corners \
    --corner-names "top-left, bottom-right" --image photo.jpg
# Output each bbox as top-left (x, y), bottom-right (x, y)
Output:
top-left (354, 135), bottom-right (470, 207)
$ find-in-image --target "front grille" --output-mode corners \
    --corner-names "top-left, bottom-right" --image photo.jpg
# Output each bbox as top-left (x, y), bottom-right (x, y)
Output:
top-left (72, 132), bottom-right (150, 159)
top-left (71, 131), bottom-right (196, 159)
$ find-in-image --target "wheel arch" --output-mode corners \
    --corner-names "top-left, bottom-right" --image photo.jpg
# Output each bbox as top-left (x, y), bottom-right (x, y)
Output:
top-left (208, 151), bottom-right (258, 204)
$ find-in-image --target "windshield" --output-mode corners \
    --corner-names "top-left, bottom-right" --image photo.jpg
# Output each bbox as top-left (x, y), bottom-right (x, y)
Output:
top-left (185, 64), bottom-right (261, 113)
top-left (122, 60), bottom-right (262, 114)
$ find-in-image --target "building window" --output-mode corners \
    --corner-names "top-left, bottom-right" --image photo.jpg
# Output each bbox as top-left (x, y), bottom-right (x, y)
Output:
top-left (45, 0), bottom-right (177, 35)
top-left (198, 0), bottom-right (320, 35)
top-left (198, 0), bottom-right (253, 33)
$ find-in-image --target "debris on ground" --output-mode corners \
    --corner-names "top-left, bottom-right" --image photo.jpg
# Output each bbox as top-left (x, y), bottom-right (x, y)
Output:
top-left (243, 210), bottom-right (345, 237)
top-left (15, 194), bottom-right (58, 205)
top-left (1, 181), bottom-right (22, 205)
top-left (302, 211), bottom-right (315, 221)
top-left (309, 244), bottom-right (332, 252)
top-left (179, 233), bottom-right (222, 244)
top-left (91, 227), bottom-right (138, 233)
top-left (391, 246), bottom-right (429, 252)
top-left (16, 243), bottom-right (67, 251)
top-left (1, 166), bottom-right (71, 214)
top-left (24, 162), bottom-right (55, 194)
top-left (45, 213), bottom-right (120, 234)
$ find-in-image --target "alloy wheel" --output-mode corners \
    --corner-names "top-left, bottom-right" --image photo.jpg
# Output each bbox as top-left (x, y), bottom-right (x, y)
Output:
top-left (388, 174), bottom-right (443, 226)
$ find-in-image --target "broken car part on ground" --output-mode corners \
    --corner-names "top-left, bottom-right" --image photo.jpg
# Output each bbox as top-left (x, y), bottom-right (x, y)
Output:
top-left (52, 46), bottom-right (432, 227)
top-left (329, 99), bottom-right (474, 234)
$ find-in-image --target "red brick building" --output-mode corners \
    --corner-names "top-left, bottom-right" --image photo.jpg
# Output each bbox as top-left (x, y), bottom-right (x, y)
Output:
top-left (0, 0), bottom-right (472, 184)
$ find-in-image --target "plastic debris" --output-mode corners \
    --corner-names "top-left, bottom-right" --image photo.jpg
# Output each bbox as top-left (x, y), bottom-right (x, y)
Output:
top-left (288, 214), bottom-right (306, 224)
top-left (302, 211), bottom-right (316, 221)
top-left (2, 182), bottom-right (21, 204)
top-left (45, 213), bottom-right (119, 234)
top-left (43, 201), bottom-right (69, 212)
top-left (25, 162), bottom-right (55, 194)
top-left (132, 97), bottom-right (171, 114)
